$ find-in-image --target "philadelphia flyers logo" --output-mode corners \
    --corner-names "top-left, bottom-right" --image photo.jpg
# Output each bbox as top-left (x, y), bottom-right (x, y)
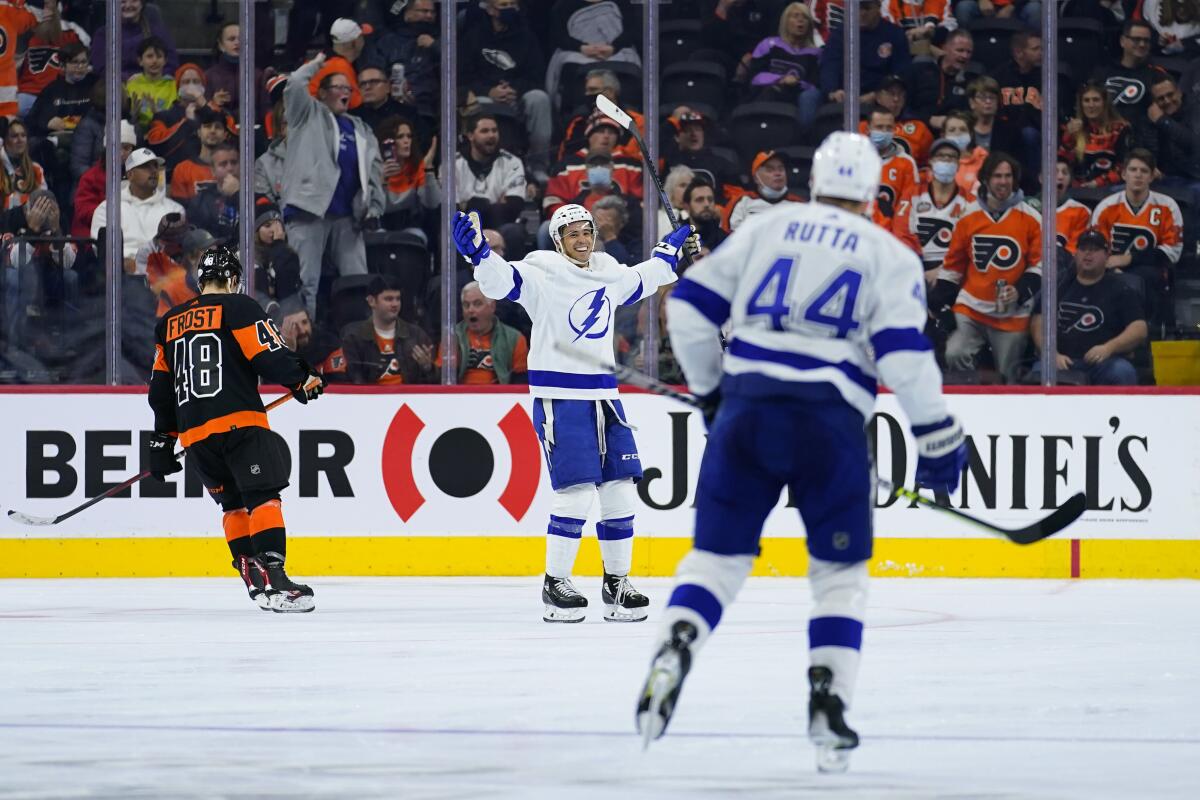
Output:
top-left (876, 184), bottom-right (896, 217)
top-left (1060, 302), bottom-right (1105, 333)
top-left (917, 217), bottom-right (956, 249)
top-left (382, 403), bottom-right (540, 522)
top-left (1106, 76), bottom-right (1145, 105)
top-left (971, 235), bottom-right (1021, 271)
top-left (1110, 224), bottom-right (1156, 253)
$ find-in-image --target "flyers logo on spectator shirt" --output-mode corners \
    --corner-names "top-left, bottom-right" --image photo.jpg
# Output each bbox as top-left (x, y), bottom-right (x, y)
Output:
top-left (971, 235), bottom-right (1021, 271)
top-left (1111, 224), bottom-right (1156, 253)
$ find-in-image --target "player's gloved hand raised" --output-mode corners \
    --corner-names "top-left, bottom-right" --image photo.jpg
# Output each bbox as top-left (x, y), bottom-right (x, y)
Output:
top-left (913, 416), bottom-right (968, 493)
top-left (452, 211), bottom-right (492, 266)
top-left (652, 224), bottom-right (694, 271)
top-left (147, 433), bottom-right (182, 481)
top-left (682, 229), bottom-right (702, 262)
top-left (292, 361), bottom-right (327, 404)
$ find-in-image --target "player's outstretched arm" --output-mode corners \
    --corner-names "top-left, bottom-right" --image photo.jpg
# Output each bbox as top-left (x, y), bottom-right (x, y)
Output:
top-left (619, 225), bottom-right (691, 304)
top-left (451, 211), bottom-right (541, 310)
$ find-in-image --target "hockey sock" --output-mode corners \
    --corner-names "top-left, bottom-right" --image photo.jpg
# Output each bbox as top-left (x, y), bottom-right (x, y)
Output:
top-left (808, 557), bottom-right (869, 708)
top-left (223, 509), bottom-right (252, 559)
top-left (658, 548), bottom-right (754, 654)
top-left (597, 516), bottom-right (634, 575)
top-left (247, 499), bottom-right (287, 559)
top-left (546, 515), bottom-right (584, 579)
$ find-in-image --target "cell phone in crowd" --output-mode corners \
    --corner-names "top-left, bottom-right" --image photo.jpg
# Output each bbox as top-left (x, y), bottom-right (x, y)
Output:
top-left (382, 139), bottom-right (397, 162)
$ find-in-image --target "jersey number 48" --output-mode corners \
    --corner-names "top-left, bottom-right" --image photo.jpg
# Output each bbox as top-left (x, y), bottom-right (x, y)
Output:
top-left (173, 333), bottom-right (224, 404)
top-left (746, 257), bottom-right (862, 339)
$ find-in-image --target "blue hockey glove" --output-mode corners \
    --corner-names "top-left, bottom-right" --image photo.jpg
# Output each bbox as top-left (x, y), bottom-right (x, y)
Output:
top-left (913, 416), bottom-right (967, 493)
top-left (452, 211), bottom-right (491, 265)
top-left (651, 224), bottom-right (694, 271)
top-left (147, 433), bottom-right (182, 481)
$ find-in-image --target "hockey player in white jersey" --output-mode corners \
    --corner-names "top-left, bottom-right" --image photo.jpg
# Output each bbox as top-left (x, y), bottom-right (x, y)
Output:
top-left (634, 132), bottom-right (969, 771)
top-left (451, 205), bottom-right (695, 623)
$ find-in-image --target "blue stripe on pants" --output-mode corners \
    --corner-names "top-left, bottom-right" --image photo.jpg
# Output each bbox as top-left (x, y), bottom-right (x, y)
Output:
top-left (808, 616), bottom-right (863, 650)
top-left (668, 583), bottom-right (724, 631)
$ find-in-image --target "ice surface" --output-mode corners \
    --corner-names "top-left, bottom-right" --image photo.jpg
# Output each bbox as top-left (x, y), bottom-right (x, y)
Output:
top-left (1, 577), bottom-right (1197, 799)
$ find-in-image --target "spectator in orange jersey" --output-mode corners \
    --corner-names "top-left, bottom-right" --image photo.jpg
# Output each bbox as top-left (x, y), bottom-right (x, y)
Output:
top-left (862, 75), bottom-right (933, 166)
top-left (866, 106), bottom-right (919, 222)
top-left (894, 137), bottom-right (975, 282)
top-left (19, 11), bottom-right (86, 121)
top-left (1054, 156), bottom-right (1091, 254)
top-left (376, 115), bottom-right (440, 240)
top-left (437, 281), bottom-right (529, 385)
top-left (933, 152), bottom-right (1042, 383)
top-left (1090, 148), bottom-right (1183, 324)
top-left (883, 0), bottom-right (954, 52)
top-left (341, 274), bottom-right (436, 385)
top-left (168, 105), bottom-right (229, 201)
top-left (943, 110), bottom-right (987, 197)
top-left (0, 0), bottom-right (57, 119)
top-left (0, 119), bottom-right (48, 210)
top-left (544, 112), bottom-right (643, 217)
top-left (1061, 82), bottom-right (1131, 189)
top-left (557, 69), bottom-right (645, 163)
top-left (145, 65), bottom-right (237, 171)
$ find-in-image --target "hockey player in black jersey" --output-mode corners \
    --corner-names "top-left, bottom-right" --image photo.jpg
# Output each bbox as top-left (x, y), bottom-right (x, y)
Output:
top-left (147, 245), bottom-right (326, 612)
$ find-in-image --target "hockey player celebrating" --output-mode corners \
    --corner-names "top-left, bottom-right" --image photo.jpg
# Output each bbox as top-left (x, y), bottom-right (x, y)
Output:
top-left (147, 245), bottom-right (327, 613)
top-left (451, 205), bottom-right (694, 623)
top-left (635, 132), bottom-right (968, 770)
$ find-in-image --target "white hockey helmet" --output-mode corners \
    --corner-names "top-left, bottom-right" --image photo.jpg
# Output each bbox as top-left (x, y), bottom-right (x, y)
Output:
top-left (810, 131), bottom-right (882, 204)
top-left (549, 203), bottom-right (594, 248)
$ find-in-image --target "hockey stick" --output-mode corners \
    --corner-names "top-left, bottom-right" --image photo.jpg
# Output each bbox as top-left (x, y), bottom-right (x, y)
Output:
top-left (594, 94), bottom-right (693, 268)
top-left (553, 343), bottom-right (1085, 545)
top-left (6, 390), bottom-right (301, 527)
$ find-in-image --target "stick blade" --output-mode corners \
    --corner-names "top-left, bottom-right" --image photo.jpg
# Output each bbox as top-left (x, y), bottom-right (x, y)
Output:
top-left (1008, 492), bottom-right (1087, 545)
top-left (7, 509), bottom-right (61, 526)
top-left (595, 94), bottom-right (634, 131)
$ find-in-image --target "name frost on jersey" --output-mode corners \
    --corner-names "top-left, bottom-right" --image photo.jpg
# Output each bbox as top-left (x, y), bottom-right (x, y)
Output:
top-left (568, 287), bottom-right (611, 341)
top-left (1110, 223), bottom-right (1157, 253)
top-left (971, 235), bottom-right (1021, 271)
top-left (1060, 302), bottom-right (1104, 332)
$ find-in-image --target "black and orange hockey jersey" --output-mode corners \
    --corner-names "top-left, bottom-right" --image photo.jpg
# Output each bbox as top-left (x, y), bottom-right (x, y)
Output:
top-left (1090, 190), bottom-right (1183, 265)
top-left (876, 149), bottom-right (919, 220)
top-left (895, 179), bottom-right (974, 269)
top-left (1056, 197), bottom-right (1091, 253)
top-left (938, 199), bottom-right (1043, 332)
top-left (149, 293), bottom-right (310, 447)
top-left (857, 118), bottom-right (935, 167)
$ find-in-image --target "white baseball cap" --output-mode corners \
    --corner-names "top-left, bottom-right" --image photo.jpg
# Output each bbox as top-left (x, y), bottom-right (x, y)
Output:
top-left (330, 18), bottom-right (373, 44)
top-left (103, 120), bottom-right (137, 148)
top-left (125, 147), bottom-right (165, 172)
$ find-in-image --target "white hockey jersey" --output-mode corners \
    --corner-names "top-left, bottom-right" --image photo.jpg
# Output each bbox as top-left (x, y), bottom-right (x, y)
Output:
top-left (667, 201), bottom-right (949, 426)
top-left (473, 248), bottom-right (677, 399)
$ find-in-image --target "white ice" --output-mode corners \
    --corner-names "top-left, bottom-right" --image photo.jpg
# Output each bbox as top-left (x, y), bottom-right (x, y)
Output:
top-left (1, 577), bottom-right (1197, 799)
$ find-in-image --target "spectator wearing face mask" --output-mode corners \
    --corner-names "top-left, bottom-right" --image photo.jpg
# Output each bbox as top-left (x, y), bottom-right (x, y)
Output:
top-left (722, 150), bottom-right (803, 232)
top-left (544, 112), bottom-right (643, 216)
top-left (894, 138), bottom-right (975, 285)
top-left (865, 106), bottom-right (919, 223)
top-left (146, 64), bottom-right (237, 171)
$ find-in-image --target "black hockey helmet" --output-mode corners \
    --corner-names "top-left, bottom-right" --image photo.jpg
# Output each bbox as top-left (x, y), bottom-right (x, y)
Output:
top-left (197, 243), bottom-right (243, 286)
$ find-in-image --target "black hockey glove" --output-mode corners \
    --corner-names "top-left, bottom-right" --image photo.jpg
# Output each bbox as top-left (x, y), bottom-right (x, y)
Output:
top-left (696, 389), bottom-right (721, 430)
top-left (292, 359), bottom-right (327, 404)
top-left (147, 433), bottom-right (182, 481)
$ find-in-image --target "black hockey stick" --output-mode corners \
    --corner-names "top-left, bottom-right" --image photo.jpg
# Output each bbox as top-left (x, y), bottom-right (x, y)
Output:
top-left (554, 343), bottom-right (1085, 545)
top-left (5, 390), bottom-right (300, 527)
top-left (595, 95), bottom-right (693, 268)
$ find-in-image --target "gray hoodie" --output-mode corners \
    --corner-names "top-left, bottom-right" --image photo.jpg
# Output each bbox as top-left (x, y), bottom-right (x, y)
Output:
top-left (282, 56), bottom-right (385, 221)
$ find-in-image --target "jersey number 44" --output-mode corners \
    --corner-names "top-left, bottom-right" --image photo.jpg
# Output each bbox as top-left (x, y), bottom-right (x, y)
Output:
top-left (746, 256), bottom-right (862, 339)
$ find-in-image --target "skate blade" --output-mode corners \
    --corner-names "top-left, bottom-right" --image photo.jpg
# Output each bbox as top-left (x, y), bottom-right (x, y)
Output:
top-left (543, 603), bottom-right (585, 623)
top-left (603, 603), bottom-right (649, 622)
top-left (813, 742), bottom-right (852, 774)
top-left (637, 668), bottom-right (675, 750)
top-left (249, 590), bottom-right (272, 611)
top-left (268, 592), bottom-right (315, 613)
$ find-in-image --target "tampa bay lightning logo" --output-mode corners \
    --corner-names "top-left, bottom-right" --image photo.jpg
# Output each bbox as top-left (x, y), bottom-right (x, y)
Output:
top-left (568, 287), bottom-right (611, 342)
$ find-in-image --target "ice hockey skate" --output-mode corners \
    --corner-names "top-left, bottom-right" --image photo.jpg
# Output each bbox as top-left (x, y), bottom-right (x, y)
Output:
top-left (542, 574), bottom-right (587, 622)
top-left (808, 666), bottom-right (858, 773)
top-left (601, 573), bottom-right (649, 622)
top-left (258, 552), bottom-right (315, 613)
top-left (233, 555), bottom-right (272, 611)
top-left (635, 620), bottom-right (696, 748)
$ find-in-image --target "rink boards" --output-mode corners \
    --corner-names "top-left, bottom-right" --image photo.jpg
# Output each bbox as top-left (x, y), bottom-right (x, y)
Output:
top-left (1, 387), bottom-right (1198, 579)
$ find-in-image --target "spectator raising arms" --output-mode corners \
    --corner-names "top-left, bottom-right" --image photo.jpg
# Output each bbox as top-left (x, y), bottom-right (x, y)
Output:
top-left (253, 98), bottom-right (287, 206)
top-left (341, 275), bottom-right (435, 385)
top-left (126, 37), bottom-right (176, 129)
top-left (90, 0), bottom-right (179, 81)
top-left (747, 2), bottom-right (823, 127)
top-left (1061, 82), bottom-right (1131, 189)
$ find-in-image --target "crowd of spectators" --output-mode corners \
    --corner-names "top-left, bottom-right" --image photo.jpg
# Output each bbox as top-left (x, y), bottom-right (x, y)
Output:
top-left (1, 0), bottom-right (1198, 387)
